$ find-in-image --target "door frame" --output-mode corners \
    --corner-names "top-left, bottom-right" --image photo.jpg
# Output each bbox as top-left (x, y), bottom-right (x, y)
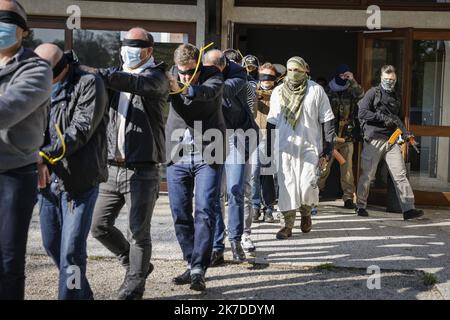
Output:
top-left (357, 28), bottom-right (450, 206)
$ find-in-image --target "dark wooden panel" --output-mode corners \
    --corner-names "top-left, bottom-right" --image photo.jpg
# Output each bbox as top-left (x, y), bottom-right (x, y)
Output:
top-left (235, 0), bottom-right (450, 11)
top-left (81, 0), bottom-right (196, 4)
top-left (410, 125), bottom-right (450, 137)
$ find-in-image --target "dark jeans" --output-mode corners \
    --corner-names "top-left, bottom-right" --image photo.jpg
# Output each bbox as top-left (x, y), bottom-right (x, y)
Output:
top-left (91, 165), bottom-right (160, 291)
top-left (167, 161), bottom-right (222, 275)
top-left (252, 140), bottom-right (276, 210)
top-left (0, 164), bottom-right (37, 300)
top-left (38, 183), bottom-right (98, 300)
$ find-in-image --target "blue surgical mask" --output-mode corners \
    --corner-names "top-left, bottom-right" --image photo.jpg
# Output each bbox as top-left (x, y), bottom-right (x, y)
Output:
top-left (0, 22), bottom-right (18, 50)
top-left (120, 46), bottom-right (142, 69)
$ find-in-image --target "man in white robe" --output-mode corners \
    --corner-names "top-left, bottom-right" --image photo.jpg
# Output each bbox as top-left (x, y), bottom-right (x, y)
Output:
top-left (266, 56), bottom-right (335, 239)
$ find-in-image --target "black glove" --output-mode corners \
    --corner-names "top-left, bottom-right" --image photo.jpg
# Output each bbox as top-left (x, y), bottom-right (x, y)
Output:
top-left (320, 141), bottom-right (333, 160)
top-left (377, 112), bottom-right (397, 129)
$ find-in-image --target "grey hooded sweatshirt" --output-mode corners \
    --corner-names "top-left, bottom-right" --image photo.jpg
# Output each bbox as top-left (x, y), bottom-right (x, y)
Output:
top-left (0, 48), bottom-right (52, 172)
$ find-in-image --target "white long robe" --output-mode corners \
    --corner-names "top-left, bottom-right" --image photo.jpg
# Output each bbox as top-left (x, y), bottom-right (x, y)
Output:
top-left (267, 80), bottom-right (334, 212)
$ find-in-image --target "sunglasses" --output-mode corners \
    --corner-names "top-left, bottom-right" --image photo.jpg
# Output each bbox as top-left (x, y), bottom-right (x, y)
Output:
top-left (178, 68), bottom-right (196, 76)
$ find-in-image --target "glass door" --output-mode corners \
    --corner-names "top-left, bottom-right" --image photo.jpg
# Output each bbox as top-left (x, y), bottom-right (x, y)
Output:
top-left (357, 29), bottom-right (412, 191)
top-left (408, 31), bottom-right (450, 197)
top-left (357, 29), bottom-right (450, 206)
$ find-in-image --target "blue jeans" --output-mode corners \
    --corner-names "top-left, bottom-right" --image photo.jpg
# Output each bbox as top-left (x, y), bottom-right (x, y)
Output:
top-left (167, 161), bottom-right (222, 275)
top-left (39, 182), bottom-right (99, 300)
top-left (213, 135), bottom-right (247, 253)
top-left (0, 164), bottom-right (37, 300)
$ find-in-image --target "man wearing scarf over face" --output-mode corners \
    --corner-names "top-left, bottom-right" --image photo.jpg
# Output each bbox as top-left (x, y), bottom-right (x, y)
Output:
top-left (318, 64), bottom-right (364, 209)
top-left (90, 28), bottom-right (169, 300)
top-left (267, 57), bottom-right (335, 240)
top-left (0, 0), bottom-right (52, 300)
top-left (356, 65), bottom-right (424, 220)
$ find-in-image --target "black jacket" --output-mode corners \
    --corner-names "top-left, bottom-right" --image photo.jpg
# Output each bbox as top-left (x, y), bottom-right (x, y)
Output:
top-left (41, 64), bottom-right (108, 197)
top-left (221, 61), bottom-right (257, 131)
top-left (99, 61), bottom-right (169, 165)
top-left (166, 65), bottom-right (226, 166)
top-left (358, 86), bottom-right (403, 141)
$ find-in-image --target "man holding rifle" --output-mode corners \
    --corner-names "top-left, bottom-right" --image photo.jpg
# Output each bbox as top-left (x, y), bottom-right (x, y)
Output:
top-left (356, 65), bottom-right (424, 220)
top-left (318, 64), bottom-right (364, 209)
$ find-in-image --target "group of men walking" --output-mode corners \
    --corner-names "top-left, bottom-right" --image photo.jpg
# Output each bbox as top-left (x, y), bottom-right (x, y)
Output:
top-left (0, 0), bottom-right (424, 300)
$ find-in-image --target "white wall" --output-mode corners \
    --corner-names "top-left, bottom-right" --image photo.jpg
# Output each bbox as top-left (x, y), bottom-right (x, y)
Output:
top-left (222, 0), bottom-right (450, 48)
top-left (19, 0), bottom-right (206, 46)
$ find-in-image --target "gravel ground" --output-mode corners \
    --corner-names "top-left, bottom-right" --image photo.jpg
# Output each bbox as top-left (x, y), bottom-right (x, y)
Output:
top-left (25, 254), bottom-right (442, 300)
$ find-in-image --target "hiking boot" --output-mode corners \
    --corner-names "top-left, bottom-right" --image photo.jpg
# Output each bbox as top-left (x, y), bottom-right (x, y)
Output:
top-left (190, 273), bottom-right (206, 291)
top-left (210, 251), bottom-right (225, 267)
top-left (172, 269), bottom-right (191, 285)
top-left (344, 199), bottom-right (356, 209)
top-left (403, 209), bottom-right (424, 220)
top-left (276, 227), bottom-right (292, 240)
top-left (356, 208), bottom-right (369, 217)
top-left (241, 234), bottom-right (256, 253)
top-left (117, 277), bottom-right (146, 300)
top-left (230, 241), bottom-right (246, 263)
top-left (252, 208), bottom-right (262, 222)
top-left (300, 215), bottom-right (312, 233)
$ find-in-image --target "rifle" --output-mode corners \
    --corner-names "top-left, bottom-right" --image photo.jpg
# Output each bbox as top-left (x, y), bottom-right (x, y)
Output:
top-left (378, 104), bottom-right (420, 154)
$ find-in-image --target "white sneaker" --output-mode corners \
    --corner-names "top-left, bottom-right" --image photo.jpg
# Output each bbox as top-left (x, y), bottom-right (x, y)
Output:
top-left (241, 234), bottom-right (256, 252)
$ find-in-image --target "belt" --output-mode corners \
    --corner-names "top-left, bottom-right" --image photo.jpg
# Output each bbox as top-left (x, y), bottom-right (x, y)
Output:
top-left (108, 160), bottom-right (159, 169)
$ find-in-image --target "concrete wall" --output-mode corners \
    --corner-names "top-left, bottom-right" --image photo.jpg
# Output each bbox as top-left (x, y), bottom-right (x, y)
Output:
top-left (19, 0), bottom-right (206, 46)
top-left (222, 0), bottom-right (450, 48)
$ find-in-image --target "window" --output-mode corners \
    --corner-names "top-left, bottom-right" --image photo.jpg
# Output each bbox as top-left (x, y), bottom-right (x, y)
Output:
top-left (408, 136), bottom-right (450, 192)
top-left (72, 29), bottom-right (187, 68)
top-left (411, 40), bottom-right (450, 126)
top-left (23, 28), bottom-right (65, 50)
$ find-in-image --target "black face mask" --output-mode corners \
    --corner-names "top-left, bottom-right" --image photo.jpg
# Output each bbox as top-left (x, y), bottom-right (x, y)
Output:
top-left (52, 54), bottom-right (68, 79)
top-left (259, 74), bottom-right (277, 82)
top-left (0, 10), bottom-right (28, 31)
top-left (335, 76), bottom-right (348, 86)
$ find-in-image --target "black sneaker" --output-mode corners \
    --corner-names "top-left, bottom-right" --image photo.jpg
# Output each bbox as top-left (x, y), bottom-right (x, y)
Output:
top-left (356, 208), bottom-right (369, 217)
top-left (172, 269), bottom-right (191, 285)
top-left (117, 277), bottom-right (145, 300)
top-left (117, 289), bottom-right (144, 300)
top-left (252, 208), bottom-right (262, 222)
top-left (263, 211), bottom-right (275, 223)
top-left (344, 199), bottom-right (356, 209)
top-left (403, 209), bottom-right (424, 220)
top-left (210, 251), bottom-right (225, 267)
top-left (118, 262), bottom-right (154, 295)
top-left (190, 273), bottom-right (206, 291)
top-left (230, 241), bottom-right (246, 263)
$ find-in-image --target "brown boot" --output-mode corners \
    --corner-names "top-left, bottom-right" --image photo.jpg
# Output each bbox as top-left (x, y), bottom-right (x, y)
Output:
top-left (276, 227), bottom-right (292, 240)
top-left (301, 215), bottom-right (312, 233)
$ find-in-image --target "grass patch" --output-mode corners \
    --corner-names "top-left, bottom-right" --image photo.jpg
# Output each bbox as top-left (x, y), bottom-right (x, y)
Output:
top-left (423, 273), bottom-right (437, 287)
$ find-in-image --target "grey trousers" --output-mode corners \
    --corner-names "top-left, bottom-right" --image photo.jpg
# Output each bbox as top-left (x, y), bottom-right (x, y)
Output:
top-left (356, 139), bottom-right (415, 212)
top-left (91, 164), bottom-right (160, 286)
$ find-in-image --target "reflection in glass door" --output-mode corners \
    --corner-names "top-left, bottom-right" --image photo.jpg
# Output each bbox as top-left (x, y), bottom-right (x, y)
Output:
top-left (409, 39), bottom-right (450, 192)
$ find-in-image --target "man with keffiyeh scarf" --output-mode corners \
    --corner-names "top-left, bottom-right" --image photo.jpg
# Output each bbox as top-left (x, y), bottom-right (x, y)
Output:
top-left (266, 56), bottom-right (335, 240)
